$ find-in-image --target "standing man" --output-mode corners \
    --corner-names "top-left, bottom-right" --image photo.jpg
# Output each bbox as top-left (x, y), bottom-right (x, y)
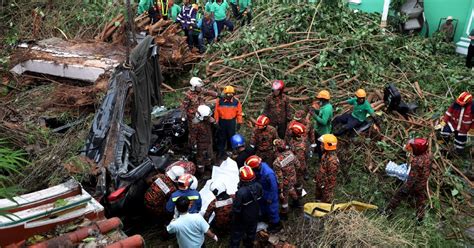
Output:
top-left (169, 0), bottom-right (182, 21)
top-left (204, 180), bottom-right (234, 234)
top-left (439, 16), bottom-right (455, 42)
top-left (230, 166), bottom-right (263, 248)
top-left (467, 28), bottom-right (474, 68)
top-left (272, 139), bottom-right (300, 219)
top-left (237, 0), bottom-right (252, 26)
top-left (210, 0), bottom-right (234, 35)
top-left (214, 86), bottom-right (243, 159)
top-left (250, 115), bottom-right (279, 166)
top-left (314, 134), bottom-right (339, 203)
top-left (190, 105), bottom-right (216, 176)
top-left (197, 11), bottom-right (219, 54)
top-left (312, 90), bottom-right (334, 157)
top-left (263, 80), bottom-right (291, 139)
top-left (245, 155), bottom-right (282, 233)
top-left (385, 138), bottom-right (432, 222)
top-left (167, 196), bottom-right (218, 247)
top-left (287, 121), bottom-right (309, 184)
top-left (231, 134), bottom-right (255, 168)
top-left (166, 174), bottom-right (202, 214)
top-left (177, 0), bottom-right (198, 47)
top-left (439, 91), bottom-right (473, 154)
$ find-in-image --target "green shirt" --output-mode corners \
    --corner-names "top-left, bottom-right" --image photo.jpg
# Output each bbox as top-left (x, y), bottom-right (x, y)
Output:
top-left (313, 103), bottom-right (333, 135)
top-left (138, 0), bottom-right (153, 14)
top-left (238, 0), bottom-right (251, 11)
top-left (470, 29), bottom-right (474, 45)
top-left (347, 98), bottom-right (374, 122)
top-left (205, 1), bottom-right (213, 12)
top-left (210, 1), bottom-right (229, 21)
top-left (229, 0), bottom-right (236, 4)
top-left (170, 4), bottom-right (182, 21)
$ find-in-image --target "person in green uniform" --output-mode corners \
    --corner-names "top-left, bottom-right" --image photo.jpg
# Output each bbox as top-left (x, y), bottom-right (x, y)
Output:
top-left (311, 90), bottom-right (333, 158)
top-left (138, 0), bottom-right (153, 15)
top-left (169, 0), bottom-right (182, 21)
top-left (205, 0), bottom-right (214, 13)
top-left (210, 0), bottom-right (234, 34)
top-left (138, 0), bottom-right (176, 23)
top-left (332, 88), bottom-right (379, 136)
top-left (237, 0), bottom-right (251, 25)
top-left (467, 28), bottom-right (474, 68)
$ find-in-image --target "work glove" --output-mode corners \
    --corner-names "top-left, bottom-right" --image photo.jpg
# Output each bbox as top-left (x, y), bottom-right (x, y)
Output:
top-left (213, 235), bottom-right (218, 242)
top-left (434, 120), bottom-right (446, 130)
top-left (236, 123), bottom-right (241, 131)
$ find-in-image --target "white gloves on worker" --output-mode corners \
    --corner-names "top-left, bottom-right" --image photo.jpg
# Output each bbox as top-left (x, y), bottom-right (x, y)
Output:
top-left (310, 144), bottom-right (317, 148)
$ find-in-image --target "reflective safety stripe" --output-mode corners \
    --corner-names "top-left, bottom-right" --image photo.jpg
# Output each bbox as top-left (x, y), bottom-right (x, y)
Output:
top-left (445, 111), bottom-right (452, 116)
top-left (279, 153), bottom-right (296, 168)
top-left (216, 198), bottom-right (233, 208)
top-left (282, 204), bottom-right (289, 208)
top-left (172, 195), bottom-right (200, 202)
top-left (154, 178), bottom-right (171, 194)
top-left (456, 107), bottom-right (465, 131)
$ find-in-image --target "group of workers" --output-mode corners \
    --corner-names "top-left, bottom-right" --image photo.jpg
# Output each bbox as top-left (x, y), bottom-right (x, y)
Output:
top-left (138, 0), bottom-right (251, 53)
top-left (143, 70), bottom-right (473, 247)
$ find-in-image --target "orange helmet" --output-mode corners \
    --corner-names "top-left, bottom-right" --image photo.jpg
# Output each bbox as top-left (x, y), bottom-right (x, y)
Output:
top-left (405, 138), bottom-right (428, 156)
top-left (245, 155), bottom-right (262, 169)
top-left (355, 89), bottom-right (367, 98)
top-left (177, 174), bottom-right (194, 190)
top-left (239, 166), bottom-right (256, 181)
top-left (456, 91), bottom-right (472, 106)
top-left (289, 121), bottom-right (306, 136)
top-left (273, 139), bottom-right (287, 151)
top-left (317, 90), bottom-right (331, 100)
top-left (255, 115), bottom-right (270, 128)
top-left (272, 80), bottom-right (285, 91)
top-left (293, 110), bottom-right (305, 121)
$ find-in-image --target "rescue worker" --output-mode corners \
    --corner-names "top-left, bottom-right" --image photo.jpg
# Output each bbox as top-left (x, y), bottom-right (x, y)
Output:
top-left (385, 138), bottom-right (432, 222)
top-left (166, 174), bottom-right (202, 214)
top-left (314, 134), bottom-right (339, 203)
top-left (312, 90), bottom-right (334, 158)
top-left (215, 86), bottom-right (243, 159)
top-left (144, 166), bottom-right (185, 219)
top-left (190, 105), bottom-right (216, 175)
top-left (230, 166), bottom-right (263, 248)
top-left (250, 115), bottom-right (278, 166)
top-left (439, 91), bottom-right (473, 154)
top-left (263, 80), bottom-right (291, 139)
top-left (176, 0), bottom-right (198, 47)
top-left (287, 121), bottom-right (308, 186)
top-left (231, 134), bottom-right (255, 168)
top-left (285, 110), bottom-right (316, 160)
top-left (272, 139), bottom-right (300, 219)
top-left (245, 155), bottom-right (282, 233)
top-left (165, 160), bottom-right (196, 175)
top-left (333, 89), bottom-right (379, 136)
top-left (204, 180), bottom-right (234, 234)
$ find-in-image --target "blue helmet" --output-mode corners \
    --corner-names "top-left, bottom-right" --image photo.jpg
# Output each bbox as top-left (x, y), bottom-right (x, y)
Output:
top-left (231, 134), bottom-right (245, 149)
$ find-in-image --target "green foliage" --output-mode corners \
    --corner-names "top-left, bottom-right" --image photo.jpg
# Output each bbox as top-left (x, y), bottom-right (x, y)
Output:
top-left (0, 139), bottom-right (28, 200)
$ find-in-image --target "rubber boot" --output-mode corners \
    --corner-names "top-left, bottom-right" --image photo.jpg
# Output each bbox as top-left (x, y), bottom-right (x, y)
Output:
top-left (268, 221), bottom-right (283, 234)
top-left (290, 198), bottom-right (302, 208)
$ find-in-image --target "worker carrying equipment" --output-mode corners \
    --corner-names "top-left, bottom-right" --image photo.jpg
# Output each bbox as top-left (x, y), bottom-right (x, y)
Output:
top-left (250, 115), bottom-right (278, 165)
top-left (263, 80), bottom-right (291, 139)
top-left (314, 134), bottom-right (339, 203)
top-left (190, 105), bottom-right (216, 176)
top-left (204, 180), bottom-right (234, 233)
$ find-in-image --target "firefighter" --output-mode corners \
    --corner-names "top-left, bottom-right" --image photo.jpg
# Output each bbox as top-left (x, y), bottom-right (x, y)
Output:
top-left (272, 139), bottom-right (300, 219)
top-left (245, 155), bottom-right (282, 233)
top-left (190, 105), bottom-right (216, 175)
top-left (288, 121), bottom-right (309, 186)
top-left (144, 166), bottom-right (185, 219)
top-left (230, 166), bottom-right (263, 248)
top-left (165, 160), bottom-right (196, 176)
top-left (204, 180), bottom-right (234, 234)
top-left (439, 91), bottom-right (473, 154)
top-left (285, 110), bottom-right (315, 145)
top-left (250, 115), bottom-right (279, 166)
top-left (263, 80), bottom-right (291, 139)
top-left (312, 90), bottom-right (334, 157)
top-left (385, 138), bottom-right (432, 222)
top-left (231, 134), bottom-right (255, 168)
top-left (314, 134), bottom-right (339, 203)
top-left (166, 174), bottom-right (202, 214)
top-left (215, 86), bottom-right (243, 159)
top-left (333, 89), bottom-right (379, 136)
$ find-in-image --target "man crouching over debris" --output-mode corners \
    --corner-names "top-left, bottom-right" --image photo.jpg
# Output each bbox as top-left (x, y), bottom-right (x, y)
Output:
top-left (190, 105), bottom-right (216, 177)
top-left (314, 134), bottom-right (339, 203)
top-left (204, 180), bottom-right (234, 234)
top-left (385, 138), bottom-right (432, 223)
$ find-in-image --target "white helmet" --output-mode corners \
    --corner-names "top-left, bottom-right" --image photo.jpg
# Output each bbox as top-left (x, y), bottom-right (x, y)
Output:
top-left (166, 166), bottom-right (185, 182)
top-left (190, 77), bottom-right (203, 90)
top-left (190, 175), bottom-right (198, 190)
top-left (196, 105), bottom-right (211, 121)
top-left (209, 180), bottom-right (226, 196)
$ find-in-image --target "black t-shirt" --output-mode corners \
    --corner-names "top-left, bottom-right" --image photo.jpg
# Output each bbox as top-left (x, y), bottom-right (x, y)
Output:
top-left (234, 147), bottom-right (255, 168)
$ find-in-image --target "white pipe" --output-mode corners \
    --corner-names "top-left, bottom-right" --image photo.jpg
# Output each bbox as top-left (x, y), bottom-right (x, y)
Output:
top-left (381, 0), bottom-right (391, 28)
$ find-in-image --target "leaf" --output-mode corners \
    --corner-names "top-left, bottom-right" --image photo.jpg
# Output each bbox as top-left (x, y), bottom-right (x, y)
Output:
top-left (451, 189), bottom-right (459, 197)
top-left (114, 21), bottom-right (121, 27)
top-left (54, 199), bottom-right (68, 208)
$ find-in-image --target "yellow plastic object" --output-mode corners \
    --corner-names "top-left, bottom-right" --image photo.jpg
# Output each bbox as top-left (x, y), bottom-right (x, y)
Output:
top-left (304, 201), bottom-right (378, 218)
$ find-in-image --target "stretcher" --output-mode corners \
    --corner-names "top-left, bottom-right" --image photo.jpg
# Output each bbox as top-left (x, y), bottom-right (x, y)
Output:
top-left (304, 200), bottom-right (378, 218)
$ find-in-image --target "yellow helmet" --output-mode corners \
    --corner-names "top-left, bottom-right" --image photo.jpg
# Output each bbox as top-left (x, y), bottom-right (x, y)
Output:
top-left (317, 90), bottom-right (331, 100)
top-left (223, 86), bottom-right (235, 94)
top-left (355, 89), bottom-right (366, 98)
top-left (318, 134), bottom-right (337, 151)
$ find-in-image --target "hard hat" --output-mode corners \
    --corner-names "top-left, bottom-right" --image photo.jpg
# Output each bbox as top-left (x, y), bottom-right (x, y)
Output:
top-left (239, 165), bottom-right (256, 182)
top-left (272, 80), bottom-right (285, 91)
top-left (167, 160), bottom-right (196, 175)
top-left (293, 110), bottom-right (305, 121)
top-left (318, 134), bottom-right (337, 151)
top-left (446, 16), bottom-right (453, 20)
top-left (355, 89), bottom-right (367, 98)
top-left (210, 180), bottom-right (227, 196)
top-left (192, 3), bottom-right (198, 10)
top-left (289, 121), bottom-right (306, 136)
top-left (166, 166), bottom-right (185, 182)
top-left (273, 139), bottom-right (287, 151)
top-left (405, 138), bottom-right (428, 156)
top-left (255, 115), bottom-right (270, 128)
top-left (196, 105), bottom-right (211, 121)
top-left (223, 86), bottom-right (235, 94)
top-left (231, 134), bottom-right (245, 149)
top-left (317, 90), bottom-right (331, 100)
top-left (245, 155), bottom-right (262, 169)
top-left (190, 77), bottom-right (203, 90)
top-left (177, 173), bottom-right (194, 190)
top-left (456, 91), bottom-right (472, 106)
top-left (190, 175), bottom-right (198, 190)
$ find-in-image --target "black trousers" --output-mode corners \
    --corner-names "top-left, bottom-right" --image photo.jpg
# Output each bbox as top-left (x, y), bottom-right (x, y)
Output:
top-left (333, 113), bottom-right (362, 136)
top-left (467, 44), bottom-right (474, 68)
top-left (217, 119), bottom-right (236, 157)
top-left (229, 222), bottom-right (258, 248)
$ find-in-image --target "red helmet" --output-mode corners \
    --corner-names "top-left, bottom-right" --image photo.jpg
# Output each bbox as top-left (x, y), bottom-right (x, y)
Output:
top-left (272, 80), bottom-right (285, 91)
top-left (289, 121), bottom-right (306, 136)
top-left (405, 138), bottom-right (428, 156)
top-left (245, 155), bottom-right (262, 169)
top-left (177, 174), bottom-right (194, 190)
top-left (239, 166), bottom-right (256, 182)
top-left (456, 91), bottom-right (472, 106)
top-left (255, 115), bottom-right (270, 128)
top-left (273, 139), bottom-right (287, 151)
